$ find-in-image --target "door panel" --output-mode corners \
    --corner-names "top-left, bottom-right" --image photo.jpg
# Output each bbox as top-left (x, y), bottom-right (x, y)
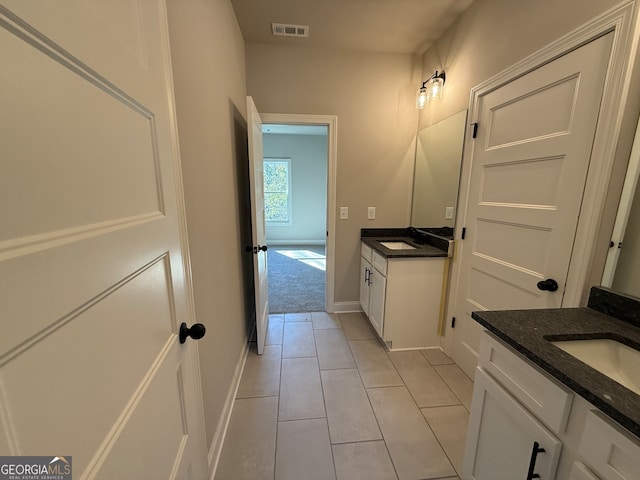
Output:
top-left (0, 2), bottom-right (207, 477)
top-left (486, 74), bottom-right (578, 148)
top-left (247, 96), bottom-right (269, 355)
top-left (450, 33), bottom-right (613, 376)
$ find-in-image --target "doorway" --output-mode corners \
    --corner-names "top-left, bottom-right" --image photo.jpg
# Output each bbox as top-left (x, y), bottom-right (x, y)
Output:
top-left (263, 124), bottom-right (328, 312)
top-left (260, 113), bottom-right (338, 313)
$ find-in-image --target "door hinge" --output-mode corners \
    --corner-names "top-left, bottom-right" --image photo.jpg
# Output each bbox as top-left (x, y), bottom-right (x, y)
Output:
top-left (451, 317), bottom-right (456, 328)
top-left (471, 122), bottom-right (478, 138)
top-left (461, 227), bottom-right (466, 240)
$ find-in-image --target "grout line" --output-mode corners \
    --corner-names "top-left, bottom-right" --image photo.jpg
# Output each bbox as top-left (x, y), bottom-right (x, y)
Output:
top-left (312, 328), bottom-right (338, 478)
top-left (348, 338), bottom-right (400, 480)
top-left (419, 408), bottom-right (459, 477)
top-left (277, 416), bottom-right (328, 423)
top-left (272, 339), bottom-right (283, 480)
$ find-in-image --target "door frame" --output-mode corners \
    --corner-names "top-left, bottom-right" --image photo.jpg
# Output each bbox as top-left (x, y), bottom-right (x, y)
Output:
top-left (444, 2), bottom-right (638, 353)
top-left (260, 113), bottom-right (338, 313)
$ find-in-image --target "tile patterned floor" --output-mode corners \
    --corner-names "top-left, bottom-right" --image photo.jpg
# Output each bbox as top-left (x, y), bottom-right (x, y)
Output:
top-left (215, 311), bottom-right (472, 480)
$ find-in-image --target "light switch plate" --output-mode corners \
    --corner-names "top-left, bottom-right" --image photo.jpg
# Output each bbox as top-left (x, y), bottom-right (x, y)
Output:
top-left (367, 207), bottom-right (376, 219)
top-left (339, 206), bottom-right (349, 219)
top-left (445, 206), bottom-right (454, 219)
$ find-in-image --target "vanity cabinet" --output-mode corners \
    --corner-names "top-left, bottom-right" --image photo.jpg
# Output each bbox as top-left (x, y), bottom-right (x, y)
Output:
top-left (359, 241), bottom-right (444, 349)
top-left (463, 333), bottom-right (566, 479)
top-left (465, 332), bottom-right (640, 480)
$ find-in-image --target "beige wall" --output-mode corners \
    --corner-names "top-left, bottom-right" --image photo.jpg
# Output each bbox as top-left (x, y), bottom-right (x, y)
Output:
top-left (246, 44), bottom-right (421, 303)
top-left (245, 0), bottom-right (627, 306)
top-left (166, 0), bottom-right (251, 450)
top-left (418, 0), bottom-right (622, 129)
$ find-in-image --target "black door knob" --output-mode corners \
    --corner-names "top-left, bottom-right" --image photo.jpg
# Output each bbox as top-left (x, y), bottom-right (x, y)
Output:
top-left (179, 322), bottom-right (206, 344)
top-left (258, 245), bottom-right (268, 252)
top-left (536, 279), bottom-right (559, 292)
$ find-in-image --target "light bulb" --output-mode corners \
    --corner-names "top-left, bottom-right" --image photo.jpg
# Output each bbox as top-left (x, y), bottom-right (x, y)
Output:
top-left (416, 87), bottom-right (428, 109)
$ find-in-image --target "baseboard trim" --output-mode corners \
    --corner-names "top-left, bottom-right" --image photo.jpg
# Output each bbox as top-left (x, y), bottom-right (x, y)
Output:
top-left (331, 301), bottom-right (362, 313)
top-left (207, 337), bottom-right (250, 479)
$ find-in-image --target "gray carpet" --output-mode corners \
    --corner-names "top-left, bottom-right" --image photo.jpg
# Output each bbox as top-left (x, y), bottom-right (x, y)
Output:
top-left (268, 245), bottom-right (325, 313)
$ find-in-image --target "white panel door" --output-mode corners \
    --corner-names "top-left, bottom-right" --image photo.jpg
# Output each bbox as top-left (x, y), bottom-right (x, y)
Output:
top-left (449, 33), bottom-right (613, 376)
top-left (247, 96), bottom-right (270, 355)
top-left (0, 2), bottom-right (207, 478)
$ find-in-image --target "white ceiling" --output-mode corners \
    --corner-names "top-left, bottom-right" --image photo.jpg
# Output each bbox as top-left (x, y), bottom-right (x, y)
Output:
top-left (231, 0), bottom-right (475, 55)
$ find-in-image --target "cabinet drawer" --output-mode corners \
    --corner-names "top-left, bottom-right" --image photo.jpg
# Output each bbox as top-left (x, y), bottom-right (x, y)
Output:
top-left (479, 332), bottom-right (573, 433)
top-left (578, 410), bottom-right (640, 480)
top-left (372, 251), bottom-right (387, 275)
top-left (361, 243), bottom-right (372, 262)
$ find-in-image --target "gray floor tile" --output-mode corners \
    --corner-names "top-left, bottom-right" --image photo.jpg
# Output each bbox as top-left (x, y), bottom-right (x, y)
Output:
top-left (421, 348), bottom-right (454, 365)
top-left (339, 312), bottom-right (376, 340)
top-left (312, 311), bottom-right (342, 329)
top-left (332, 441), bottom-right (397, 480)
top-left (215, 396), bottom-right (278, 480)
top-left (275, 418), bottom-right (336, 480)
top-left (279, 357), bottom-right (325, 421)
top-left (348, 339), bottom-right (403, 388)
top-left (315, 329), bottom-right (355, 370)
top-left (237, 344), bottom-right (282, 399)
top-left (434, 364), bottom-right (474, 411)
top-left (421, 405), bottom-right (470, 476)
top-left (266, 315), bottom-right (284, 345)
top-left (388, 351), bottom-right (460, 408)
top-left (284, 312), bottom-right (312, 322)
top-left (283, 322), bottom-right (317, 358)
top-left (367, 386), bottom-right (456, 480)
top-left (321, 369), bottom-right (381, 444)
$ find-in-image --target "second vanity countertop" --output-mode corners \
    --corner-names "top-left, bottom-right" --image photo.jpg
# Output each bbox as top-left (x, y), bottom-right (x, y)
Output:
top-left (472, 287), bottom-right (640, 438)
top-left (361, 227), bottom-right (450, 258)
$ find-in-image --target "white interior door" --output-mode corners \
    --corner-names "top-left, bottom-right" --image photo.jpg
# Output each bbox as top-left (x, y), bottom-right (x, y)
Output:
top-left (0, 1), bottom-right (207, 478)
top-left (447, 33), bottom-right (613, 377)
top-left (247, 96), bottom-right (269, 355)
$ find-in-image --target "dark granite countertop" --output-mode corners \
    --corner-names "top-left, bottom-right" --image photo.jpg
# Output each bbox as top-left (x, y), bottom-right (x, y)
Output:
top-left (361, 227), bottom-right (450, 258)
top-left (472, 287), bottom-right (640, 438)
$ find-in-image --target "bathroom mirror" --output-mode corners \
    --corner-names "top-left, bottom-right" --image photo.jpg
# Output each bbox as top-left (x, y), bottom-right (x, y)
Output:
top-left (410, 109), bottom-right (467, 230)
top-left (602, 126), bottom-right (640, 298)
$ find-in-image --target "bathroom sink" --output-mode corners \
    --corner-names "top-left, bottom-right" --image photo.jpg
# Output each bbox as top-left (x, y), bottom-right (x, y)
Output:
top-left (551, 338), bottom-right (640, 395)
top-left (380, 241), bottom-right (416, 250)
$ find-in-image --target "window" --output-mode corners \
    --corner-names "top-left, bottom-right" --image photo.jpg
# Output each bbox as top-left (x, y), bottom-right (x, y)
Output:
top-left (263, 158), bottom-right (292, 224)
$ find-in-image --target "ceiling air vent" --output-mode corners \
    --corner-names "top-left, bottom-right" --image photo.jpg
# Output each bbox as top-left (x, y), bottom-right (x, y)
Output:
top-left (272, 23), bottom-right (309, 38)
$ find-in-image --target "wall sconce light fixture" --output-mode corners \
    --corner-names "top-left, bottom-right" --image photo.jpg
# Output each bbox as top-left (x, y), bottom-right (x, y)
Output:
top-left (416, 70), bottom-right (446, 109)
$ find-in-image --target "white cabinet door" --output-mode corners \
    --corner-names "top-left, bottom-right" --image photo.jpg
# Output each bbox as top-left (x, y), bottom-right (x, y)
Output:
top-left (360, 257), bottom-right (372, 316)
top-left (369, 268), bottom-right (386, 337)
top-left (571, 462), bottom-right (601, 480)
top-left (463, 368), bottom-right (562, 480)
